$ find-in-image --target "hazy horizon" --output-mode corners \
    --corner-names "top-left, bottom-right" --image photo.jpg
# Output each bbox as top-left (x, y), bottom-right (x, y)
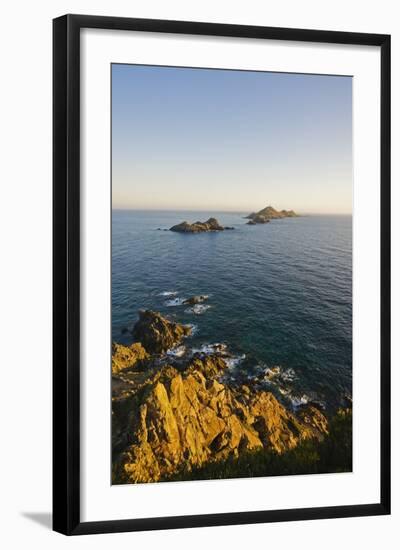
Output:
top-left (112, 65), bottom-right (352, 214)
top-left (111, 206), bottom-right (352, 216)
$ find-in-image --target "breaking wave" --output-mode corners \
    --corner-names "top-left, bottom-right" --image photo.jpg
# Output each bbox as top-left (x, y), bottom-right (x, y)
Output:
top-left (184, 304), bottom-right (211, 315)
top-left (166, 345), bottom-right (187, 358)
top-left (192, 343), bottom-right (228, 355)
top-left (158, 290), bottom-right (178, 297)
top-left (165, 297), bottom-right (187, 307)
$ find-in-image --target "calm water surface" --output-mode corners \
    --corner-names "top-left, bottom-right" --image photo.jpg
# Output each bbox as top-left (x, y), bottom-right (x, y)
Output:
top-left (112, 210), bottom-right (352, 411)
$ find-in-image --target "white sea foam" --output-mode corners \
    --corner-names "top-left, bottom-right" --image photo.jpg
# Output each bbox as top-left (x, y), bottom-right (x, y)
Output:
top-left (165, 297), bottom-right (187, 307)
top-left (186, 323), bottom-right (198, 335)
top-left (166, 345), bottom-right (187, 358)
top-left (289, 394), bottom-right (310, 408)
top-left (263, 365), bottom-right (296, 383)
top-left (158, 291), bottom-right (178, 297)
top-left (184, 304), bottom-right (211, 315)
top-left (191, 343), bottom-right (245, 369)
top-left (192, 343), bottom-right (228, 355)
top-left (224, 354), bottom-right (246, 369)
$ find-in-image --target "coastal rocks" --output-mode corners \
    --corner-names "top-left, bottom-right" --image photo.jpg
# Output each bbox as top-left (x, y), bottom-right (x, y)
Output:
top-left (112, 342), bottom-right (149, 375)
top-left (132, 310), bottom-right (192, 354)
top-left (170, 217), bottom-right (233, 233)
top-left (246, 205), bottom-right (298, 224)
top-left (296, 404), bottom-right (329, 435)
top-left (164, 294), bottom-right (212, 314)
top-left (186, 353), bottom-right (228, 378)
top-left (112, 353), bottom-right (329, 484)
top-left (184, 295), bottom-right (209, 305)
top-left (247, 392), bottom-right (321, 453)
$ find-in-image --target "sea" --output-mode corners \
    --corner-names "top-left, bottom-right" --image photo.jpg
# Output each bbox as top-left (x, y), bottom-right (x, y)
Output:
top-left (112, 210), bottom-right (352, 412)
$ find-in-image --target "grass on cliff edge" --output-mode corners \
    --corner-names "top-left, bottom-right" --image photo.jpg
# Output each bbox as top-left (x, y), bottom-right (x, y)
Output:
top-left (164, 409), bottom-right (352, 482)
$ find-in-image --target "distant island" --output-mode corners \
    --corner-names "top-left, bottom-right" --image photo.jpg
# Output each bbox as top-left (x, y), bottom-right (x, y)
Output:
top-left (166, 209), bottom-right (299, 233)
top-left (246, 205), bottom-right (299, 225)
top-left (170, 217), bottom-right (235, 233)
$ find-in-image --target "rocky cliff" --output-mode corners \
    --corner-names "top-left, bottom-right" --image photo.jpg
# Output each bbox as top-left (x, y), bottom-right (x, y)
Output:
top-left (112, 342), bottom-right (148, 375)
top-left (112, 311), bottom-right (328, 484)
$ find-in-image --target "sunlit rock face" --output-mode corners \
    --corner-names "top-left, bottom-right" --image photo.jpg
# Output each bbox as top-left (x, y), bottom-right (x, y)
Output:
top-left (111, 313), bottom-right (328, 484)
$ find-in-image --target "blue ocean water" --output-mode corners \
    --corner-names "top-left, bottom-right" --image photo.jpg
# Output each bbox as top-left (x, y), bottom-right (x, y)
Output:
top-left (112, 210), bottom-right (352, 411)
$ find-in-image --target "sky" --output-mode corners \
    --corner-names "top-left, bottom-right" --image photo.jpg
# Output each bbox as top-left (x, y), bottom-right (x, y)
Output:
top-left (112, 64), bottom-right (352, 214)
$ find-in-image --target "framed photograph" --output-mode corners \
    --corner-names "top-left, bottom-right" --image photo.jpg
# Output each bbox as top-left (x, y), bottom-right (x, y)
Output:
top-left (53, 14), bottom-right (390, 535)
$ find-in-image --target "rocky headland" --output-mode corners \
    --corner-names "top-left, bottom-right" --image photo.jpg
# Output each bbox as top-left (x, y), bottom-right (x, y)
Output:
top-left (110, 309), bottom-right (349, 485)
top-left (132, 309), bottom-right (192, 354)
top-left (170, 217), bottom-right (234, 233)
top-left (246, 205), bottom-right (299, 224)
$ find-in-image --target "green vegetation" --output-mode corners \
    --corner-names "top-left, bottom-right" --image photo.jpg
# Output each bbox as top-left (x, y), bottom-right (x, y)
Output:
top-left (164, 409), bottom-right (352, 482)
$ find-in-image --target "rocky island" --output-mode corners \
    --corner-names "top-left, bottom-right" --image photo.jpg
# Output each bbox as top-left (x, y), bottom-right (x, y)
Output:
top-left (170, 217), bottom-right (234, 233)
top-left (246, 205), bottom-right (299, 224)
top-left (112, 309), bottom-right (351, 484)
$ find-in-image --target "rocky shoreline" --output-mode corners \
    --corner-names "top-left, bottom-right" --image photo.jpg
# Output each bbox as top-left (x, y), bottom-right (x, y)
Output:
top-left (111, 308), bottom-right (349, 485)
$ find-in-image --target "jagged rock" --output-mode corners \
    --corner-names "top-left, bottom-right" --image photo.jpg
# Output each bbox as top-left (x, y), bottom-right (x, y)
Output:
top-left (184, 295), bottom-right (209, 305)
top-left (186, 354), bottom-right (227, 378)
top-left (112, 342), bottom-right (149, 375)
top-left (112, 354), bottom-right (328, 484)
top-left (132, 310), bottom-right (192, 354)
top-left (170, 217), bottom-right (232, 233)
top-left (246, 205), bottom-right (298, 224)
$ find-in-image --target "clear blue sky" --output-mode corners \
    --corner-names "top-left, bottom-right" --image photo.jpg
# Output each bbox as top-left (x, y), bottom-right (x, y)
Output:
top-left (112, 64), bottom-right (352, 214)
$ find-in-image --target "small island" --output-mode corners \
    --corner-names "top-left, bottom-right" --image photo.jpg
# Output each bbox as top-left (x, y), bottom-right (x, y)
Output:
top-left (170, 217), bottom-right (234, 233)
top-left (246, 205), bottom-right (299, 224)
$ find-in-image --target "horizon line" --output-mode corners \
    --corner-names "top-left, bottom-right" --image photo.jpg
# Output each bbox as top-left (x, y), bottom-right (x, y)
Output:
top-left (111, 207), bottom-right (352, 216)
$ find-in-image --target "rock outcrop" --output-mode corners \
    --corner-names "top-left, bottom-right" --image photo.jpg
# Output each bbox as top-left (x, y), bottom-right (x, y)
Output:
top-left (112, 346), bottom-right (328, 484)
top-left (184, 295), bottom-right (209, 305)
top-left (132, 310), bottom-right (192, 354)
top-left (170, 217), bottom-right (233, 233)
top-left (112, 342), bottom-right (149, 375)
top-left (246, 206), bottom-right (298, 224)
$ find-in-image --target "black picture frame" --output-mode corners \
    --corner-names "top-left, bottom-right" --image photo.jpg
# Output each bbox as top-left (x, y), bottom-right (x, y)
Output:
top-left (53, 14), bottom-right (391, 535)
